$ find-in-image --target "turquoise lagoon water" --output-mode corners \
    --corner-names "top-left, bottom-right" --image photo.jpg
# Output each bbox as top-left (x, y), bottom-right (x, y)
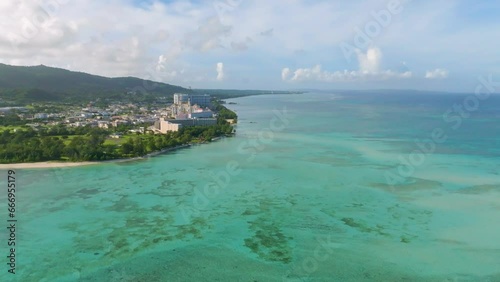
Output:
top-left (1, 92), bottom-right (500, 281)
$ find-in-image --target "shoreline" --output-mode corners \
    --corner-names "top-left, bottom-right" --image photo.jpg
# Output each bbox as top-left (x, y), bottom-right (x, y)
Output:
top-left (0, 144), bottom-right (192, 170)
top-left (0, 96), bottom-right (241, 170)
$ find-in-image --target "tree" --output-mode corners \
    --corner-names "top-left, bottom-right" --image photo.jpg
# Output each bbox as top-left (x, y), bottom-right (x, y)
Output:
top-left (121, 139), bottom-right (134, 155)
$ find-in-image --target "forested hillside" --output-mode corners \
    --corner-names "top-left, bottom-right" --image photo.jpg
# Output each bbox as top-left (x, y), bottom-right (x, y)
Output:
top-left (0, 63), bottom-right (190, 103)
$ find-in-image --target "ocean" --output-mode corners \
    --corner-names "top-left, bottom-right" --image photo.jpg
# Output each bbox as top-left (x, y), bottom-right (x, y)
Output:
top-left (1, 91), bottom-right (499, 281)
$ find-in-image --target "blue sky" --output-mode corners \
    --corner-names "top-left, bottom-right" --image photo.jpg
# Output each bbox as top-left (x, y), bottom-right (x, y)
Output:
top-left (0, 0), bottom-right (499, 92)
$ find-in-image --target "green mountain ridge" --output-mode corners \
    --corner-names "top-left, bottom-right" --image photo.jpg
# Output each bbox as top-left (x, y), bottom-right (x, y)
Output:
top-left (0, 63), bottom-right (190, 103)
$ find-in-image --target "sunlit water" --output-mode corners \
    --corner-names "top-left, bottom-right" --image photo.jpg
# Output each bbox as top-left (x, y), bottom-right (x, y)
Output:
top-left (1, 92), bottom-right (499, 281)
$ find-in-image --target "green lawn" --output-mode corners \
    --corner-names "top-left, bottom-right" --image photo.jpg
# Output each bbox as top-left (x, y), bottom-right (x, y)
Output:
top-left (0, 130), bottom-right (151, 147)
top-left (103, 134), bottom-right (138, 145)
top-left (104, 137), bottom-right (124, 145)
top-left (0, 125), bottom-right (30, 132)
top-left (47, 133), bottom-right (140, 146)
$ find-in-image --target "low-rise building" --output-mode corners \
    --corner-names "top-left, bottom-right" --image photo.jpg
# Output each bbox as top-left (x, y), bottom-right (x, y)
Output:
top-left (189, 109), bottom-right (213, 119)
top-left (98, 121), bottom-right (111, 129)
top-left (111, 120), bottom-right (130, 127)
top-left (158, 117), bottom-right (217, 133)
top-left (80, 113), bottom-right (93, 118)
top-left (34, 113), bottom-right (48, 119)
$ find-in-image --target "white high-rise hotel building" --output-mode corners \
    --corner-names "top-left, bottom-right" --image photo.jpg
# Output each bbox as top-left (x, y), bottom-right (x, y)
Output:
top-left (173, 93), bottom-right (189, 104)
top-left (173, 93), bottom-right (211, 107)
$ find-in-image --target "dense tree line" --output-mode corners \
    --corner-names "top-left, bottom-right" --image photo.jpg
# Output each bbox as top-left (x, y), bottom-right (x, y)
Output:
top-left (0, 127), bottom-right (111, 162)
top-left (41, 124), bottom-right (109, 137)
top-left (0, 123), bottom-right (234, 163)
top-left (0, 130), bottom-right (65, 162)
top-left (212, 101), bottom-right (238, 120)
top-left (0, 113), bottom-right (27, 126)
top-left (118, 123), bottom-right (234, 157)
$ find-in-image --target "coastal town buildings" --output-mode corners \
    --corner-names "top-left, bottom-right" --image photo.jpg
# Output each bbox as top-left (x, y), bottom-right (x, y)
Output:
top-left (157, 93), bottom-right (216, 133)
top-left (4, 92), bottom-right (221, 135)
top-left (156, 117), bottom-right (217, 133)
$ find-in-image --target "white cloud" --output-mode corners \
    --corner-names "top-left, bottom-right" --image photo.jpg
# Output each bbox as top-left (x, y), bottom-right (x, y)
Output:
top-left (282, 47), bottom-right (412, 82)
top-left (154, 54), bottom-right (183, 80)
top-left (0, 0), bottom-right (497, 90)
top-left (357, 47), bottom-right (382, 73)
top-left (281, 68), bottom-right (291, 80)
top-left (230, 37), bottom-right (252, 51)
top-left (425, 68), bottom-right (449, 79)
top-left (216, 62), bottom-right (224, 81)
top-left (184, 17), bottom-right (231, 52)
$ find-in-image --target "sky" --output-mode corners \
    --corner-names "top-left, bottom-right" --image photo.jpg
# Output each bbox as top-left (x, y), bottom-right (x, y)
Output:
top-left (0, 0), bottom-right (499, 92)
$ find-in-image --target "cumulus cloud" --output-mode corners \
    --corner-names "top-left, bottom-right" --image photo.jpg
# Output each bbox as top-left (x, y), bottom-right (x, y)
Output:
top-left (216, 62), bottom-right (224, 81)
top-left (0, 0), bottom-right (494, 89)
top-left (0, 1), bottom-right (78, 54)
top-left (281, 68), bottom-right (291, 80)
top-left (231, 37), bottom-right (252, 51)
top-left (184, 17), bottom-right (231, 52)
top-left (156, 40), bottom-right (183, 69)
top-left (0, 1), bottom-right (184, 79)
top-left (284, 65), bottom-right (412, 82)
top-left (0, 1), bottom-right (236, 84)
top-left (357, 47), bottom-right (382, 73)
top-left (282, 47), bottom-right (412, 82)
top-left (153, 54), bottom-right (184, 80)
top-left (425, 68), bottom-right (449, 79)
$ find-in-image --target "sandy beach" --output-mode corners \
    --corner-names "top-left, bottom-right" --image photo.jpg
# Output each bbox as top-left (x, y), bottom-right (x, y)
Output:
top-left (0, 144), bottom-right (193, 170)
top-left (0, 161), bottom-right (100, 169)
